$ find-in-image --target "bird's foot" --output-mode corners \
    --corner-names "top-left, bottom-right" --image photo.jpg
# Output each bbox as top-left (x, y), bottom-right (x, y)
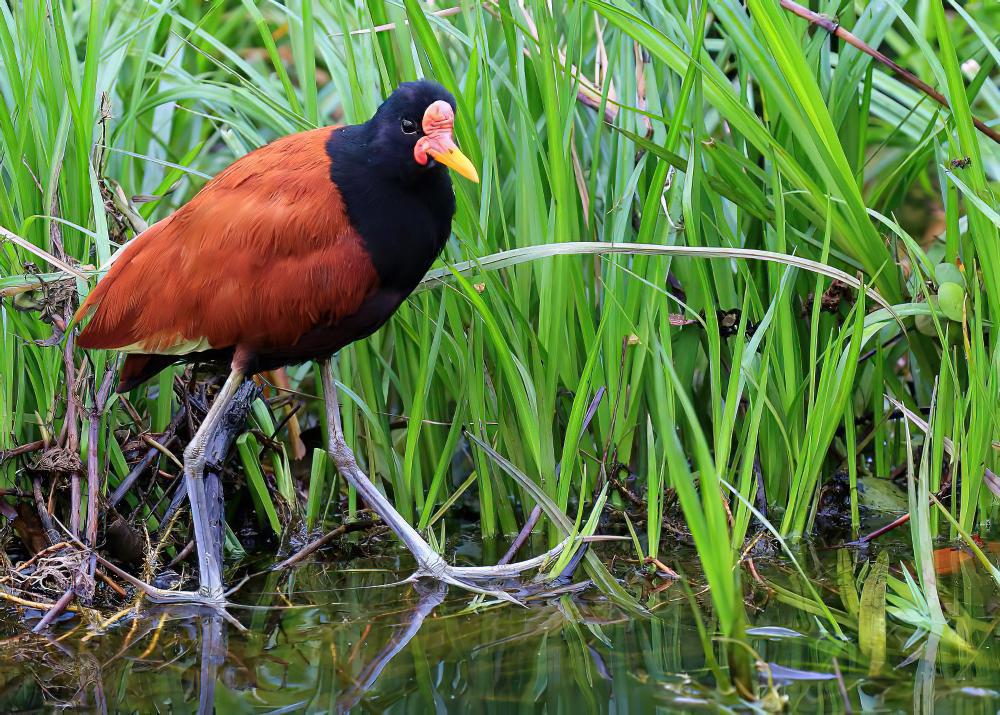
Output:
top-left (87, 549), bottom-right (247, 628)
top-left (405, 538), bottom-right (571, 606)
top-left (141, 586), bottom-right (227, 607)
top-left (130, 583), bottom-right (246, 630)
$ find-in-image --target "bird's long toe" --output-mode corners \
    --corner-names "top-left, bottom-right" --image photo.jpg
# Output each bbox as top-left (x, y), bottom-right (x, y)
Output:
top-left (447, 536), bottom-right (570, 580)
top-left (407, 537), bottom-right (575, 606)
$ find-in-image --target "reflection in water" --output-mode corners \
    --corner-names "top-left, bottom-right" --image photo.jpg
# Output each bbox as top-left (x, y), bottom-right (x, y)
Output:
top-left (1, 540), bottom-right (1000, 712)
top-left (336, 580), bottom-right (447, 713)
top-left (199, 613), bottom-right (225, 715)
top-left (914, 633), bottom-right (939, 715)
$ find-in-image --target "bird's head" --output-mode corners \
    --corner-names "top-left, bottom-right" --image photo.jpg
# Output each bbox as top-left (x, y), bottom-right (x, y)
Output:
top-left (367, 80), bottom-right (479, 184)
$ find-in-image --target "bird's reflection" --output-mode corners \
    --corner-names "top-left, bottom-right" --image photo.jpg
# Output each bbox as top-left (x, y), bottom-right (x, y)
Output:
top-left (335, 580), bottom-right (448, 714)
top-left (136, 604), bottom-right (231, 715)
top-left (198, 613), bottom-right (226, 715)
top-left (177, 581), bottom-right (446, 713)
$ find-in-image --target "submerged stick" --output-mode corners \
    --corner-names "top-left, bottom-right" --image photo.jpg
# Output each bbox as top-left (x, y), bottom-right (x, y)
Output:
top-left (32, 587), bottom-right (75, 633)
top-left (0, 440), bottom-right (45, 463)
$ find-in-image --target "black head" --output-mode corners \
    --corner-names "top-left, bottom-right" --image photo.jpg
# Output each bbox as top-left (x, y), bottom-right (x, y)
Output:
top-left (362, 80), bottom-right (479, 184)
top-left (326, 81), bottom-right (476, 291)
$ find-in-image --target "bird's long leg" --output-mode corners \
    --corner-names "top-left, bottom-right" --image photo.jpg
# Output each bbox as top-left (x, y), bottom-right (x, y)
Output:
top-left (71, 371), bottom-right (250, 609)
top-left (322, 360), bottom-right (566, 603)
top-left (184, 368), bottom-right (245, 600)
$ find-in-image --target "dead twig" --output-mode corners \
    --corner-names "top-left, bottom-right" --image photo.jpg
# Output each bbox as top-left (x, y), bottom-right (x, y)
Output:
top-left (0, 588), bottom-right (80, 614)
top-left (270, 517), bottom-right (380, 571)
top-left (499, 505), bottom-right (543, 566)
top-left (63, 324), bottom-right (81, 538)
top-left (14, 541), bottom-right (72, 572)
top-left (32, 587), bottom-right (76, 632)
top-left (109, 406), bottom-right (187, 510)
top-left (166, 540), bottom-right (195, 569)
top-left (643, 556), bottom-right (680, 580)
top-left (33, 366), bottom-right (116, 631)
top-left (32, 477), bottom-right (60, 545)
top-left (140, 434), bottom-right (184, 471)
top-left (0, 440), bottom-right (45, 463)
top-left (0, 225), bottom-right (88, 280)
top-left (86, 365), bottom-right (117, 551)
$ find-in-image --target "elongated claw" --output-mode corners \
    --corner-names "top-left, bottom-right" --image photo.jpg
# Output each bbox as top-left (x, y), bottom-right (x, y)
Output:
top-left (402, 537), bottom-right (573, 606)
top-left (406, 569), bottom-right (525, 606)
top-left (86, 548), bottom-right (245, 629)
top-left (447, 538), bottom-right (569, 580)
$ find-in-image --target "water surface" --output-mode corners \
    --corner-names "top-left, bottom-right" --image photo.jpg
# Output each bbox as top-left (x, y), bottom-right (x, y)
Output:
top-left (3, 536), bottom-right (999, 713)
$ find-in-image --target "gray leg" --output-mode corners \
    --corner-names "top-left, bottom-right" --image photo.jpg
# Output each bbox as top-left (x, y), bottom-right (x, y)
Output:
top-left (71, 370), bottom-right (248, 608)
top-left (322, 360), bottom-right (567, 604)
top-left (183, 369), bottom-right (245, 600)
top-left (95, 368), bottom-right (248, 606)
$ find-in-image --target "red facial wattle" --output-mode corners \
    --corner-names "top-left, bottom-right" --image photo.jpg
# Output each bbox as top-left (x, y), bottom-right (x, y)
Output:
top-left (413, 100), bottom-right (479, 182)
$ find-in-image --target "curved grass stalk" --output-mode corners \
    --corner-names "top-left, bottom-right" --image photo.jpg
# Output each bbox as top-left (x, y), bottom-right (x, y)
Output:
top-left (418, 241), bottom-right (895, 314)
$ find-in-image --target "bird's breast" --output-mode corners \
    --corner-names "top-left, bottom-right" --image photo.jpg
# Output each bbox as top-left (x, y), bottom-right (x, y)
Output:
top-left (326, 128), bottom-right (455, 294)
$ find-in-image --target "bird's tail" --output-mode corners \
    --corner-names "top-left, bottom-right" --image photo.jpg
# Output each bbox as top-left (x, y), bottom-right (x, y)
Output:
top-left (118, 354), bottom-right (176, 393)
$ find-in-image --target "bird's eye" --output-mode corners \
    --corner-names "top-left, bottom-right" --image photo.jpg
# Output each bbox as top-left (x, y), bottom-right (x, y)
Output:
top-left (400, 118), bottom-right (417, 134)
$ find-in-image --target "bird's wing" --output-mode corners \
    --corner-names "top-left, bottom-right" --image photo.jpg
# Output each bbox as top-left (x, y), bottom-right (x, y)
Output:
top-left (76, 126), bottom-right (379, 356)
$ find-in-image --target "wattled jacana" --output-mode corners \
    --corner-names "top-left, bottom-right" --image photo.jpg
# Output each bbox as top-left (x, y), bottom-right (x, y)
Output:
top-left (76, 81), bottom-right (565, 605)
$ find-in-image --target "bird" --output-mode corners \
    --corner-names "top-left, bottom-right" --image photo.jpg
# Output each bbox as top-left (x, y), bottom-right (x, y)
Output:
top-left (76, 80), bottom-right (564, 605)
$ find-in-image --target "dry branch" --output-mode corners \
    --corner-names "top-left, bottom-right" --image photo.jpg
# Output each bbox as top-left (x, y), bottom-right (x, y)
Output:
top-left (780, 0), bottom-right (1000, 144)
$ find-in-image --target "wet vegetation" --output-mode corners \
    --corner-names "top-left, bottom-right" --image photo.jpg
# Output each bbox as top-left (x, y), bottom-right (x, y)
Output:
top-left (1, 0), bottom-right (998, 710)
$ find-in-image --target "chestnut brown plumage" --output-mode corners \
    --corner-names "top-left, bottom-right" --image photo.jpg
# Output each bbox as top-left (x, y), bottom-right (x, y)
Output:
top-left (76, 81), bottom-right (564, 606)
top-left (78, 127), bottom-right (378, 389)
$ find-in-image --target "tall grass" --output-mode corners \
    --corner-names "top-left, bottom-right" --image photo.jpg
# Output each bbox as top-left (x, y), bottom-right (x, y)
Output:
top-left (1, 0), bottom-right (998, 697)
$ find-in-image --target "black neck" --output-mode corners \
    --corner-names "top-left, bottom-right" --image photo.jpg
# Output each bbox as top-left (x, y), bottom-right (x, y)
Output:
top-left (326, 125), bottom-right (455, 292)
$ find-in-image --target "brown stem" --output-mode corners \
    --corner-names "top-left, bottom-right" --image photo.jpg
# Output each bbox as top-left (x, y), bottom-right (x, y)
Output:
top-left (499, 505), bottom-right (542, 565)
top-left (31, 477), bottom-right (59, 545)
top-left (50, 363), bottom-right (119, 618)
top-left (0, 440), bottom-right (45, 463)
top-left (853, 511), bottom-right (911, 544)
top-left (779, 0), bottom-right (1000, 144)
top-left (63, 331), bottom-right (81, 537)
top-left (270, 517), bottom-right (379, 571)
top-left (166, 539), bottom-right (196, 569)
top-left (86, 366), bottom-right (117, 549)
top-left (31, 586), bottom-right (75, 633)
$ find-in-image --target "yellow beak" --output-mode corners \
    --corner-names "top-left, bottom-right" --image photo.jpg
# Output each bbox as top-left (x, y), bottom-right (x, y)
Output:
top-left (426, 143), bottom-right (480, 183)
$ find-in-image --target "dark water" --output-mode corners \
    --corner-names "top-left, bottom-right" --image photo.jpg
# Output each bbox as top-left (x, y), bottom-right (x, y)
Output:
top-left (2, 537), bottom-right (999, 713)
